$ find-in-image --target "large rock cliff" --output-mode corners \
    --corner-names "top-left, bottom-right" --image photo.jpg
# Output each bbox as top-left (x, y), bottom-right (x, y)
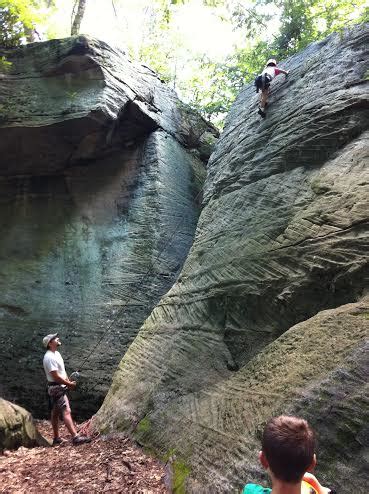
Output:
top-left (96, 24), bottom-right (369, 492)
top-left (0, 36), bottom-right (217, 418)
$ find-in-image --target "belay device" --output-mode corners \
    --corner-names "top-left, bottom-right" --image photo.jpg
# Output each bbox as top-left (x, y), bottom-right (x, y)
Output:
top-left (69, 371), bottom-right (81, 382)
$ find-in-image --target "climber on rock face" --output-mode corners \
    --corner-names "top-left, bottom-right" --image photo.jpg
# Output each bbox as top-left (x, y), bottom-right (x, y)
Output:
top-left (254, 58), bottom-right (289, 118)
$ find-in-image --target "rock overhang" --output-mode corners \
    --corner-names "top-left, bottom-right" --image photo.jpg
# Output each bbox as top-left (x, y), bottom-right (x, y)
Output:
top-left (0, 35), bottom-right (217, 418)
top-left (0, 35), bottom-right (218, 176)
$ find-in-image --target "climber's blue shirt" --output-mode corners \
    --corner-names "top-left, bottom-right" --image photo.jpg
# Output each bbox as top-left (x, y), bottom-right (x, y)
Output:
top-left (242, 483), bottom-right (272, 494)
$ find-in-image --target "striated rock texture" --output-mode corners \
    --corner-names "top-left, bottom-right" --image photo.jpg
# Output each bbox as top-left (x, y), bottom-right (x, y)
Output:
top-left (135, 299), bottom-right (369, 493)
top-left (0, 36), bottom-right (217, 419)
top-left (96, 24), bottom-right (369, 492)
top-left (0, 398), bottom-right (48, 451)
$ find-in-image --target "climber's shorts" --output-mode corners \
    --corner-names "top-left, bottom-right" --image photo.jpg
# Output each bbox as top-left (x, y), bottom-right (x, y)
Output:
top-left (261, 73), bottom-right (272, 90)
top-left (254, 73), bottom-right (272, 92)
top-left (47, 384), bottom-right (71, 414)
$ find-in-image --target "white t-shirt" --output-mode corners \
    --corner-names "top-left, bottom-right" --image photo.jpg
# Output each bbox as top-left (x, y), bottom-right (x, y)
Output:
top-left (43, 350), bottom-right (67, 382)
top-left (262, 66), bottom-right (281, 80)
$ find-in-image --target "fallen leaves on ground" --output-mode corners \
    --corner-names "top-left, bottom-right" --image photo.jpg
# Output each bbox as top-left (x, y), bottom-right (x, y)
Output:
top-left (0, 420), bottom-right (169, 493)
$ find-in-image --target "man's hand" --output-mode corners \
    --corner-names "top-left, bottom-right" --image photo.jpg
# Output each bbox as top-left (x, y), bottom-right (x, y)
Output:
top-left (50, 370), bottom-right (77, 389)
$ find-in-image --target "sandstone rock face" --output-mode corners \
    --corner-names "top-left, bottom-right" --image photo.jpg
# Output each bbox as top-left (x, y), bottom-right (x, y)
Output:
top-left (0, 36), bottom-right (217, 418)
top-left (135, 299), bottom-right (368, 493)
top-left (96, 24), bottom-right (369, 492)
top-left (0, 398), bottom-right (48, 450)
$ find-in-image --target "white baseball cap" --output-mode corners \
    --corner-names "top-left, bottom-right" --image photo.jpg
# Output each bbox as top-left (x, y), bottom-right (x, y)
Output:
top-left (266, 58), bottom-right (277, 66)
top-left (42, 333), bottom-right (59, 348)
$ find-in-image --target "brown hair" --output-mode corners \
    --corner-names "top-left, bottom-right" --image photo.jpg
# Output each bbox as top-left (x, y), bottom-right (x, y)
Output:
top-left (262, 415), bottom-right (315, 483)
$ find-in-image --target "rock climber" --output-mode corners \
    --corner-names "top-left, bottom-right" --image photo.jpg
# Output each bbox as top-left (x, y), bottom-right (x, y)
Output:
top-left (42, 333), bottom-right (91, 446)
top-left (242, 415), bottom-right (336, 494)
top-left (255, 58), bottom-right (289, 118)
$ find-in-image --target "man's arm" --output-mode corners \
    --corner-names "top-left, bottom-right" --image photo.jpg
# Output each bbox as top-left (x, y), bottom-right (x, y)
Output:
top-left (49, 370), bottom-right (76, 389)
top-left (276, 67), bottom-right (289, 76)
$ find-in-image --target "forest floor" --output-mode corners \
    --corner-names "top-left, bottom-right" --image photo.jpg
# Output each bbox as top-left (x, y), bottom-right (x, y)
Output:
top-left (0, 420), bottom-right (169, 493)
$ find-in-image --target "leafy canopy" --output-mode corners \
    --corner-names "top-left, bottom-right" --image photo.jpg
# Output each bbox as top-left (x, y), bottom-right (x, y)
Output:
top-left (184, 0), bottom-right (369, 124)
top-left (0, 0), bottom-right (56, 47)
top-left (0, 0), bottom-right (368, 126)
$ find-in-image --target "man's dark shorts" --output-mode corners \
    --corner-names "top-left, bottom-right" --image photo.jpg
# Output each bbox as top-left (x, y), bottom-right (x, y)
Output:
top-left (47, 384), bottom-right (71, 413)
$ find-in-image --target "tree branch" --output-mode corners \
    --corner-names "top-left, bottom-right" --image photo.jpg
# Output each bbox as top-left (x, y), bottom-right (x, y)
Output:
top-left (111, 0), bottom-right (118, 18)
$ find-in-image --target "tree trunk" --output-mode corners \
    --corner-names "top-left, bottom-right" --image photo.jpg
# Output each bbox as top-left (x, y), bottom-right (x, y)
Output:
top-left (71, 0), bottom-right (87, 36)
top-left (24, 26), bottom-right (38, 43)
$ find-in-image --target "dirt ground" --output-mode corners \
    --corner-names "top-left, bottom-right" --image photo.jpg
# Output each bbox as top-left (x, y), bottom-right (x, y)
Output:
top-left (0, 420), bottom-right (169, 493)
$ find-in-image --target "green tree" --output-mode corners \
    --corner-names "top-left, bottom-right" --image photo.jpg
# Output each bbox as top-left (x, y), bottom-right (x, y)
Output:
top-left (0, 0), bottom-right (56, 47)
top-left (1, 0), bottom-right (367, 127)
top-left (232, 0), bottom-right (369, 59)
top-left (193, 0), bottom-right (369, 124)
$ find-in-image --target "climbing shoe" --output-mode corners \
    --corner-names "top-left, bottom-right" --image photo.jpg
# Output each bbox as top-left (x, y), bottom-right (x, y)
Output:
top-left (52, 437), bottom-right (64, 446)
top-left (258, 108), bottom-right (266, 118)
top-left (72, 434), bottom-right (91, 445)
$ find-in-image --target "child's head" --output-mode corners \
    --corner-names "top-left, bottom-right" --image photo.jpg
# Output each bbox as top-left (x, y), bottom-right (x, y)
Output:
top-left (259, 415), bottom-right (316, 483)
top-left (266, 58), bottom-right (277, 66)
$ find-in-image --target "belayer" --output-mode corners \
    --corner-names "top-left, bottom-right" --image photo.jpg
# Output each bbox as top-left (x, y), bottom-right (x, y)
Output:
top-left (42, 332), bottom-right (91, 446)
top-left (255, 59), bottom-right (289, 118)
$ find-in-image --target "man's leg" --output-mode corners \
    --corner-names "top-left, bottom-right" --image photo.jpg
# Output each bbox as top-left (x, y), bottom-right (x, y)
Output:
top-left (51, 406), bottom-right (60, 439)
top-left (258, 87), bottom-right (270, 118)
top-left (260, 88), bottom-right (269, 110)
top-left (62, 399), bottom-right (77, 438)
top-left (62, 397), bottom-right (91, 444)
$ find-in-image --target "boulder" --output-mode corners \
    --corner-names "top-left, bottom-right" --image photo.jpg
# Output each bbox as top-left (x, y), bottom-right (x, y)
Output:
top-left (0, 36), bottom-right (218, 419)
top-left (0, 398), bottom-right (48, 451)
top-left (95, 24), bottom-right (369, 492)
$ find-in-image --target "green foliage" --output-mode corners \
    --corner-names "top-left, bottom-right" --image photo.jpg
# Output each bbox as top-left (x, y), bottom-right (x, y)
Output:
top-left (129, 0), bottom-right (368, 126)
top-left (172, 459), bottom-right (191, 493)
top-left (0, 0), bottom-right (55, 47)
top-left (0, 55), bottom-right (12, 72)
top-left (273, 0), bottom-right (317, 56)
top-left (0, 0), bottom-right (367, 126)
top-left (236, 0), bottom-right (369, 59)
top-left (0, 1), bottom-right (30, 47)
top-left (136, 416), bottom-right (151, 433)
top-left (177, 39), bottom-right (269, 126)
top-left (189, 0), bottom-right (369, 124)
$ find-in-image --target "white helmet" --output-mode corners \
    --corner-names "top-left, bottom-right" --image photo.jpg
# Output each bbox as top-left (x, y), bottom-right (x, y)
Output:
top-left (266, 58), bottom-right (277, 66)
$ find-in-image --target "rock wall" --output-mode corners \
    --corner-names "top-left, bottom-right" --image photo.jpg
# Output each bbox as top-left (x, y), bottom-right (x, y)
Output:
top-left (95, 24), bottom-right (369, 493)
top-left (136, 299), bottom-right (369, 493)
top-left (0, 36), bottom-right (217, 418)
